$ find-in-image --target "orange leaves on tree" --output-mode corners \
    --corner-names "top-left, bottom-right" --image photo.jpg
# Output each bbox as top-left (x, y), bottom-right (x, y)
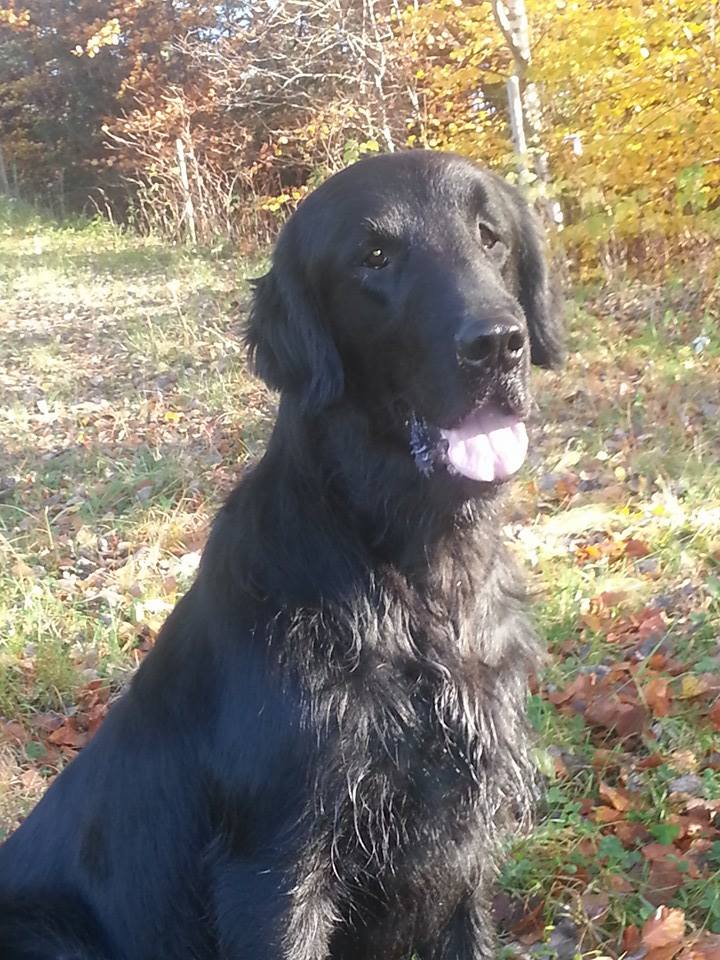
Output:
top-left (0, 7), bottom-right (30, 29)
top-left (72, 17), bottom-right (121, 58)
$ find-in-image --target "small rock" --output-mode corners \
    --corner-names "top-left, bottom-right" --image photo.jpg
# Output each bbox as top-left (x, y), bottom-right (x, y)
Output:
top-left (668, 774), bottom-right (704, 796)
top-left (578, 663), bottom-right (610, 677)
top-left (531, 919), bottom-right (580, 960)
top-left (538, 472), bottom-right (561, 492)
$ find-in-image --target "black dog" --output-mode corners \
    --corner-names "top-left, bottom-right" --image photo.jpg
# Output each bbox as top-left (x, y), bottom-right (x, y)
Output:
top-left (0, 150), bottom-right (563, 959)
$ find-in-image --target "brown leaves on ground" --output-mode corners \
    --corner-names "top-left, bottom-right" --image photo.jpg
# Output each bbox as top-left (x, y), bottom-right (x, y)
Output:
top-left (528, 528), bottom-right (720, 956)
top-left (682, 934), bottom-right (720, 960)
top-left (632, 909), bottom-right (720, 960)
top-left (547, 659), bottom-right (650, 740)
top-left (709, 700), bottom-right (720, 732)
top-left (645, 676), bottom-right (672, 717)
top-left (618, 912), bottom-right (720, 960)
top-left (642, 907), bottom-right (686, 958)
top-left (545, 590), bottom-right (720, 747)
top-left (1, 679), bottom-right (113, 762)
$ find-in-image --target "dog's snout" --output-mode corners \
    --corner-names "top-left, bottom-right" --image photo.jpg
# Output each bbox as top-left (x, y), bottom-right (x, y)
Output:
top-left (455, 321), bottom-right (527, 371)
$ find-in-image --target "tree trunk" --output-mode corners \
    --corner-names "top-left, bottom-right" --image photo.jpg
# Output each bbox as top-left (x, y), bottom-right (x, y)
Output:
top-left (176, 138), bottom-right (197, 244)
top-left (0, 143), bottom-right (9, 195)
top-left (492, 0), bottom-right (562, 226)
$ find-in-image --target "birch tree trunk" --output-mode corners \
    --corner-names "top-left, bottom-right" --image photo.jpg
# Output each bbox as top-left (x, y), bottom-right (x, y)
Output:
top-left (0, 143), bottom-right (9, 195)
top-left (363, 0), bottom-right (396, 151)
top-left (492, 0), bottom-right (563, 226)
top-left (176, 138), bottom-right (197, 244)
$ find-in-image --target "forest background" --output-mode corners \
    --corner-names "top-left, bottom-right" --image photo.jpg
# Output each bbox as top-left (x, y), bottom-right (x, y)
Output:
top-left (1, 0), bottom-right (719, 275)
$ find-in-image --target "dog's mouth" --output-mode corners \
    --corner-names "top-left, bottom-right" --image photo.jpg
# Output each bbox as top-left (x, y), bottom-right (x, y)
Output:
top-left (409, 404), bottom-right (528, 483)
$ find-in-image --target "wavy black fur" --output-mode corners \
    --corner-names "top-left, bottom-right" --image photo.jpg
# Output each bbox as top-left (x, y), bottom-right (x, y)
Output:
top-left (0, 150), bottom-right (563, 960)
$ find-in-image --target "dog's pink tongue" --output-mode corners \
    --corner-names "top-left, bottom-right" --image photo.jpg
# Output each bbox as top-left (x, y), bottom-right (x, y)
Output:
top-left (440, 408), bottom-right (528, 482)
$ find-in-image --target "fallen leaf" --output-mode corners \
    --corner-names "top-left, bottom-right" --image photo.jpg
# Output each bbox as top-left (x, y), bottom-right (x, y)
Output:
top-left (581, 891), bottom-right (609, 920)
top-left (614, 820), bottom-right (652, 846)
top-left (709, 700), bottom-right (720, 731)
top-left (510, 897), bottom-right (545, 946)
top-left (591, 747), bottom-right (620, 770)
top-left (681, 933), bottom-right (720, 960)
top-left (642, 843), bottom-right (680, 862)
top-left (645, 676), bottom-right (672, 717)
top-left (642, 906), bottom-right (685, 950)
top-left (668, 774), bottom-right (704, 797)
top-left (608, 873), bottom-right (634, 894)
top-left (645, 858), bottom-right (685, 907)
top-left (622, 923), bottom-right (642, 951)
top-left (10, 559), bottom-right (35, 579)
top-left (583, 695), bottom-right (648, 738)
top-left (678, 675), bottom-right (711, 699)
top-left (599, 781), bottom-right (637, 811)
top-left (637, 609), bottom-right (667, 641)
top-left (596, 590), bottom-right (629, 609)
top-left (594, 804), bottom-right (623, 823)
top-left (544, 918), bottom-right (580, 958)
top-left (0, 721), bottom-right (29, 745)
top-left (616, 702), bottom-right (649, 738)
top-left (19, 767), bottom-right (46, 792)
top-left (625, 538), bottom-right (651, 558)
top-left (638, 753), bottom-right (666, 769)
top-left (668, 750), bottom-right (698, 773)
top-left (47, 723), bottom-right (88, 749)
top-left (581, 612), bottom-right (605, 633)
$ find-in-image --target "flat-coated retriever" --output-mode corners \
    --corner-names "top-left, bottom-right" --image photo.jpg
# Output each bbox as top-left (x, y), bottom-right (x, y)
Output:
top-left (0, 150), bottom-right (563, 960)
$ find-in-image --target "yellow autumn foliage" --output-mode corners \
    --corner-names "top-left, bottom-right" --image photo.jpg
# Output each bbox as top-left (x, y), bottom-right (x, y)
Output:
top-left (407, 0), bottom-right (720, 274)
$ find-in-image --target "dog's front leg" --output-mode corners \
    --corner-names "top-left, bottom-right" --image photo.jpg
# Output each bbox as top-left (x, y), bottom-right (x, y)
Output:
top-left (281, 858), bottom-right (345, 960)
top-left (212, 856), bottom-right (289, 959)
top-left (418, 893), bottom-right (496, 960)
top-left (213, 854), bottom-right (341, 960)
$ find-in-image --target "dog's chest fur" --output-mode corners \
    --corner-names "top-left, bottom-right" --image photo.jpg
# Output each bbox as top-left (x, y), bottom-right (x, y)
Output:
top-left (280, 539), bottom-right (540, 947)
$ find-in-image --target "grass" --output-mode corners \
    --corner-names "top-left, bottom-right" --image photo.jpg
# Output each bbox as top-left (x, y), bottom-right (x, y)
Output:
top-left (0, 199), bottom-right (273, 707)
top-left (1, 197), bottom-right (719, 956)
top-left (497, 284), bottom-right (720, 952)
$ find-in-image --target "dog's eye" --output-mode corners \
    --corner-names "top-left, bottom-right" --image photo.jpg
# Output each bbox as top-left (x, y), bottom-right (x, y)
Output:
top-left (478, 223), bottom-right (500, 249)
top-left (363, 248), bottom-right (389, 269)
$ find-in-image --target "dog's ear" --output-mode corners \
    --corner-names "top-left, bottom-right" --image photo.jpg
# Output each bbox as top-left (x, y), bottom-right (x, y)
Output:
top-left (245, 263), bottom-right (344, 414)
top-left (516, 206), bottom-right (566, 370)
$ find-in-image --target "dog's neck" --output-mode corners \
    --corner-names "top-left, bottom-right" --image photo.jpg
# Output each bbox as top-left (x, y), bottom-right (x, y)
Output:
top-left (204, 396), bottom-right (506, 609)
top-left (311, 399), bottom-right (495, 560)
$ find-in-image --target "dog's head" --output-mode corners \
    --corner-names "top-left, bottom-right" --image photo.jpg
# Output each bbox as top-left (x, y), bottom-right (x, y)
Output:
top-left (247, 151), bottom-right (564, 488)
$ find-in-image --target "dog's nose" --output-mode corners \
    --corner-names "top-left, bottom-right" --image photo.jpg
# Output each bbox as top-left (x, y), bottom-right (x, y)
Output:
top-left (455, 321), bottom-right (527, 371)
